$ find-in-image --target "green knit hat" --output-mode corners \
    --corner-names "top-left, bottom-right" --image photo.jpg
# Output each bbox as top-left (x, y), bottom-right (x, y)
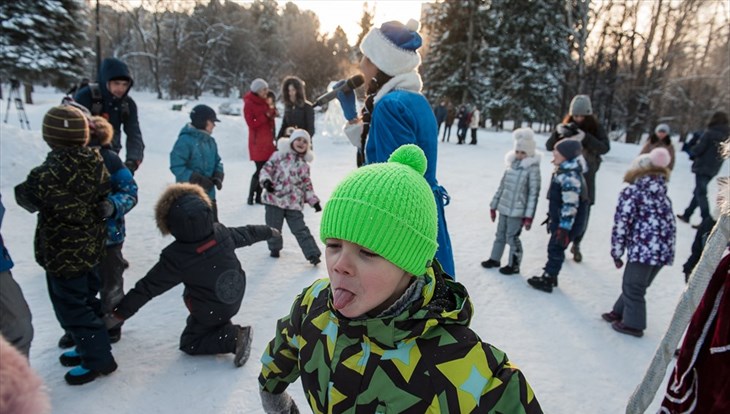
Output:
top-left (320, 144), bottom-right (438, 276)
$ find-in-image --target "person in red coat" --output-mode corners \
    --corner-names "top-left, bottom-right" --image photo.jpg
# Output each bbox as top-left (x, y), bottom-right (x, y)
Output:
top-left (243, 78), bottom-right (276, 205)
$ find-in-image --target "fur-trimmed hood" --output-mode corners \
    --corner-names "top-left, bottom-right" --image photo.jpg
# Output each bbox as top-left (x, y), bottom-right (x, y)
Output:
top-left (155, 183), bottom-right (214, 243)
top-left (624, 165), bottom-right (670, 184)
top-left (276, 136), bottom-right (314, 163)
top-left (0, 336), bottom-right (51, 414)
top-left (504, 151), bottom-right (541, 168)
top-left (89, 115), bottom-right (114, 147)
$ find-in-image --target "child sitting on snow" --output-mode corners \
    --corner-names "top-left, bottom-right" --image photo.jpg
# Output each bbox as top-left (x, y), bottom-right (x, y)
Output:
top-left (481, 127), bottom-right (541, 275)
top-left (105, 183), bottom-right (277, 367)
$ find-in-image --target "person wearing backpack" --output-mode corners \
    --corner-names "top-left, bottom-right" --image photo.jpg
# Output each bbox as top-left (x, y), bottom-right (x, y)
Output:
top-left (74, 57), bottom-right (145, 175)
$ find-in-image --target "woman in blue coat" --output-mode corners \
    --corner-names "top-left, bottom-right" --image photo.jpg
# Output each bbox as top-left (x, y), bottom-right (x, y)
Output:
top-left (337, 19), bottom-right (455, 278)
top-left (170, 105), bottom-right (224, 220)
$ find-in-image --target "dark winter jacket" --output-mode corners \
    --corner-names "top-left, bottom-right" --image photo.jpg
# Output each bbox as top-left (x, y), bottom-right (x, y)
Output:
top-left (547, 158), bottom-right (588, 234)
top-left (640, 135), bottom-right (676, 170)
top-left (689, 124), bottom-right (729, 177)
top-left (170, 124), bottom-right (224, 200)
top-left (114, 185), bottom-right (272, 324)
top-left (546, 120), bottom-right (610, 204)
top-left (259, 266), bottom-right (542, 413)
top-left (15, 147), bottom-right (110, 276)
top-left (434, 103), bottom-right (447, 124)
top-left (91, 144), bottom-right (137, 246)
top-left (611, 167), bottom-right (675, 266)
top-left (278, 102), bottom-right (315, 139)
top-left (243, 91), bottom-right (276, 162)
top-left (0, 195), bottom-right (13, 273)
top-left (74, 58), bottom-right (144, 163)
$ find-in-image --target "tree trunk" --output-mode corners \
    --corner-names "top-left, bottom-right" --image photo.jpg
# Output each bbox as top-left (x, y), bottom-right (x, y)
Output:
top-left (460, 0), bottom-right (475, 105)
top-left (23, 82), bottom-right (33, 104)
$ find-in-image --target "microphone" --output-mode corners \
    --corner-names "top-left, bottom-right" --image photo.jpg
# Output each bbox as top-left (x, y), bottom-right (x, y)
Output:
top-left (313, 74), bottom-right (365, 107)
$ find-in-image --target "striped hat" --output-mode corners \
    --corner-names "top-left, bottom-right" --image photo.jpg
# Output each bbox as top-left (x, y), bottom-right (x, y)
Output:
top-left (42, 105), bottom-right (89, 148)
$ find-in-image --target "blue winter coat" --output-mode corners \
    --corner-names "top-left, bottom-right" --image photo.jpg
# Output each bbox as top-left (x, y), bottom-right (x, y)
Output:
top-left (366, 90), bottom-right (454, 277)
top-left (170, 124), bottom-right (224, 200)
top-left (96, 146), bottom-right (138, 245)
top-left (611, 169), bottom-right (676, 266)
top-left (547, 159), bottom-right (588, 234)
top-left (0, 195), bottom-right (13, 273)
top-left (74, 58), bottom-right (144, 163)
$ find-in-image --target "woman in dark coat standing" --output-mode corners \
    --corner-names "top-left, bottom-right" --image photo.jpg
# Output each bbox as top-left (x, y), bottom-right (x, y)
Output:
top-left (545, 94), bottom-right (610, 263)
top-left (278, 76), bottom-right (314, 143)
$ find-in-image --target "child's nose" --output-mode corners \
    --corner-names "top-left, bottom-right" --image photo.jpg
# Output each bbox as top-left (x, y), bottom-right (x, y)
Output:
top-left (332, 252), bottom-right (355, 276)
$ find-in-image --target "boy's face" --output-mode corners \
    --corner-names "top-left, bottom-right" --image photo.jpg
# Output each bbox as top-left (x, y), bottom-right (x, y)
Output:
top-left (291, 137), bottom-right (308, 154)
top-left (552, 149), bottom-right (566, 166)
top-left (325, 239), bottom-right (412, 318)
top-left (515, 150), bottom-right (527, 160)
top-left (107, 80), bottom-right (130, 98)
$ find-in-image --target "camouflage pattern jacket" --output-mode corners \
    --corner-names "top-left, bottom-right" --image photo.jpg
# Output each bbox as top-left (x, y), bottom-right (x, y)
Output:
top-left (259, 267), bottom-right (542, 413)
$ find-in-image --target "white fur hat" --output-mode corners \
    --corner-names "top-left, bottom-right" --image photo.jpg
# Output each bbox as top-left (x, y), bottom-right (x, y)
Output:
top-left (633, 147), bottom-right (672, 169)
top-left (278, 128), bottom-right (314, 162)
top-left (513, 127), bottom-right (536, 157)
top-left (360, 19), bottom-right (422, 76)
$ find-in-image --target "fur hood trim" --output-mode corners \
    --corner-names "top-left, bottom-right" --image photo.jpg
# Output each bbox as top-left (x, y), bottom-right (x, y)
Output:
top-left (90, 116), bottom-right (113, 147)
top-left (155, 183), bottom-right (212, 235)
top-left (0, 336), bottom-right (51, 414)
top-left (504, 151), bottom-right (541, 168)
top-left (277, 137), bottom-right (315, 163)
top-left (624, 165), bottom-right (670, 184)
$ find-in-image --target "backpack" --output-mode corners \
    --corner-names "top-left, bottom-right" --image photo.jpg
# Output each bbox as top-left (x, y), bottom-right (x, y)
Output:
top-left (88, 83), bottom-right (130, 123)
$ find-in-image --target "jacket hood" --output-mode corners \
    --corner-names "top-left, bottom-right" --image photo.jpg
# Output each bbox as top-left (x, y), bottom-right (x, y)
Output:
top-left (99, 58), bottom-right (134, 94)
top-left (331, 266), bottom-right (471, 348)
top-left (179, 123), bottom-right (212, 140)
top-left (276, 137), bottom-right (314, 163)
top-left (707, 124), bottom-right (730, 138)
top-left (624, 165), bottom-right (670, 184)
top-left (155, 183), bottom-right (214, 243)
top-left (505, 151), bottom-right (541, 168)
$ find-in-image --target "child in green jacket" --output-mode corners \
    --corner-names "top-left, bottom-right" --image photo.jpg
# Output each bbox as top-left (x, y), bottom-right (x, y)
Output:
top-left (258, 144), bottom-right (542, 413)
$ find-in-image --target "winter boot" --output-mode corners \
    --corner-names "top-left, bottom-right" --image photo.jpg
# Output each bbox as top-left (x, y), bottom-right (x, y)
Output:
top-left (108, 327), bottom-right (122, 344)
top-left (611, 321), bottom-right (643, 338)
top-left (59, 348), bottom-right (82, 367)
top-left (571, 243), bottom-right (583, 263)
top-left (308, 256), bottom-right (321, 266)
top-left (64, 359), bottom-right (118, 385)
top-left (234, 325), bottom-right (253, 368)
top-left (270, 250), bottom-right (280, 258)
top-left (58, 332), bottom-right (75, 349)
top-left (601, 311), bottom-right (621, 323)
top-left (527, 273), bottom-right (558, 293)
top-left (499, 264), bottom-right (520, 275)
top-left (480, 259), bottom-right (500, 269)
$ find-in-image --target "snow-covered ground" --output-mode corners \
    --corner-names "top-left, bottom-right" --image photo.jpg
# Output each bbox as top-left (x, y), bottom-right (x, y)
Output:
top-left (1, 87), bottom-right (723, 413)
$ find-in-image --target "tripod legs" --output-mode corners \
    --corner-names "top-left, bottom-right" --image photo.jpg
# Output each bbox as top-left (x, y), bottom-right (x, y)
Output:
top-left (3, 84), bottom-right (30, 129)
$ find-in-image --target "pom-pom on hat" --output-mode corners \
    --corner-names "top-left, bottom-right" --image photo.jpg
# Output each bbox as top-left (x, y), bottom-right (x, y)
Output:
top-left (513, 127), bottom-right (536, 157)
top-left (655, 123), bottom-right (670, 134)
top-left (42, 105), bottom-right (89, 148)
top-left (190, 104), bottom-right (220, 130)
top-left (360, 19), bottom-right (423, 76)
top-left (555, 139), bottom-right (583, 160)
top-left (633, 147), bottom-right (672, 170)
top-left (569, 94), bottom-right (593, 116)
top-left (250, 78), bottom-right (268, 93)
top-left (320, 144), bottom-right (438, 276)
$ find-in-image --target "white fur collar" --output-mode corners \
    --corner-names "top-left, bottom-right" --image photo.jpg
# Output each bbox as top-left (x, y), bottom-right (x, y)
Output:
top-left (277, 137), bottom-right (314, 163)
top-left (504, 151), bottom-right (541, 168)
top-left (373, 72), bottom-right (423, 104)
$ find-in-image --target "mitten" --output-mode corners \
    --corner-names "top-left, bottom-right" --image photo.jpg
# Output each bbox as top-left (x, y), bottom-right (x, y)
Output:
top-left (190, 172), bottom-right (214, 191)
top-left (335, 80), bottom-right (358, 121)
top-left (212, 171), bottom-right (224, 191)
top-left (554, 228), bottom-right (570, 248)
top-left (124, 159), bottom-right (140, 175)
top-left (522, 217), bottom-right (533, 231)
top-left (614, 258), bottom-right (624, 269)
top-left (261, 390), bottom-right (299, 414)
top-left (97, 199), bottom-right (115, 219)
top-left (490, 209), bottom-right (496, 222)
top-left (313, 202), bottom-right (322, 213)
top-left (263, 179), bottom-right (276, 194)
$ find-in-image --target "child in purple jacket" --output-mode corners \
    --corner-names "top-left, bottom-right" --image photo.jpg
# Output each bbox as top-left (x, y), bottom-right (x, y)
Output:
top-left (602, 148), bottom-right (676, 337)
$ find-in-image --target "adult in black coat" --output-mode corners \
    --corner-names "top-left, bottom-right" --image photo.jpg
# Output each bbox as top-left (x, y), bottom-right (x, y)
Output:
top-left (107, 183), bottom-right (276, 367)
top-left (278, 76), bottom-right (315, 143)
top-left (678, 111), bottom-right (730, 222)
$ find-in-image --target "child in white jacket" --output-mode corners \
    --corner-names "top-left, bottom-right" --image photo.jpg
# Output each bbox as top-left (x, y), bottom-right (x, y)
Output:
top-left (482, 128), bottom-right (541, 275)
top-left (259, 129), bottom-right (322, 264)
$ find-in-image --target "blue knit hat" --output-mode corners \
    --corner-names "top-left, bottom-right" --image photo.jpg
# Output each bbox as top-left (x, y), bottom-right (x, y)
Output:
top-left (360, 19), bottom-right (422, 76)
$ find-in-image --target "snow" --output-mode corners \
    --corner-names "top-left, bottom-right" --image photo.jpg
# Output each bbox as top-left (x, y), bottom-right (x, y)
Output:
top-left (0, 87), bottom-right (722, 413)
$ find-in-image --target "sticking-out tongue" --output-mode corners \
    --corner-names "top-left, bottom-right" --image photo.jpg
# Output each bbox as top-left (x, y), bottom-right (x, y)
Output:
top-left (333, 288), bottom-right (355, 310)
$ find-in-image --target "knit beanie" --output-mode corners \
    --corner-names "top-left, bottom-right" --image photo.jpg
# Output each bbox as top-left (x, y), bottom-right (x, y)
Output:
top-left (654, 123), bottom-right (670, 134)
top-left (360, 19), bottom-right (422, 76)
top-left (513, 127), bottom-right (536, 157)
top-left (555, 139), bottom-right (583, 160)
top-left (42, 105), bottom-right (89, 147)
top-left (320, 144), bottom-right (438, 276)
top-left (569, 95), bottom-right (593, 116)
top-left (250, 78), bottom-right (268, 93)
top-left (633, 147), bottom-right (672, 170)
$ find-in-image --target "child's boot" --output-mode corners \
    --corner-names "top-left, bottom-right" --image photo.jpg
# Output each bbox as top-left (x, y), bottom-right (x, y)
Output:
top-left (59, 348), bottom-right (82, 366)
top-left (527, 272), bottom-right (557, 293)
top-left (480, 259), bottom-right (500, 269)
top-left (58, 332), bottom-right (74, 349)
top-left (308, 256), bottom-right (321, 266)
top-left (499, 255), bottom-right (520, 275)
top-left (64, 359), bottom-right (117, 385)
top-left (234, 325), bottom-right (253, 368)
top-left (571, 243), bottom-right (583, 263)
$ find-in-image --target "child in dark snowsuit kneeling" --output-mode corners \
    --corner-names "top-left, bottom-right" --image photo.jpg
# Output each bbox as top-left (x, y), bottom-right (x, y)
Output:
top-left (106, 183), bottom-right (277, 367)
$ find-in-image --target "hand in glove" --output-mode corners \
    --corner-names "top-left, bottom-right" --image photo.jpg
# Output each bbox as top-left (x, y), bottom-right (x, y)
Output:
top-left (554, 228), bottom-right (570, 248)
top-left (97, 199), bottom-right (115, 219)
top-left (335, 80), bottom-right (358, 121)
top-left (212, 171), bottom-right (224, 191)
top-left (103, 312), bottom-right (124, 330)
top-left (522, 217), bottom-right (533, 231)
top-left (261, 390), bottom-right (299, 414)
top-left (124, 160), bottom-right (140, 175)
top-left (614, 258), bottom-right (624, 269)
top-left (263, 179), bottom-right (276, 194)
top-left (190, 172), bottom-right (214, 191)
top-left (313, 202), bottom-right (322, 213)
top-left (490, 209), bottom-right (496, 222)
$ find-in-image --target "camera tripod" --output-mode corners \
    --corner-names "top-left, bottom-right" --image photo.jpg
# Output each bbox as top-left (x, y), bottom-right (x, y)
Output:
top-left (3, 80), bottom-right (31, 129)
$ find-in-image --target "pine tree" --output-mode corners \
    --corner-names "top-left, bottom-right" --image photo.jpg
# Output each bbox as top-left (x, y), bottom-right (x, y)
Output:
top-left (0, 0), bottom-right (91, 88)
